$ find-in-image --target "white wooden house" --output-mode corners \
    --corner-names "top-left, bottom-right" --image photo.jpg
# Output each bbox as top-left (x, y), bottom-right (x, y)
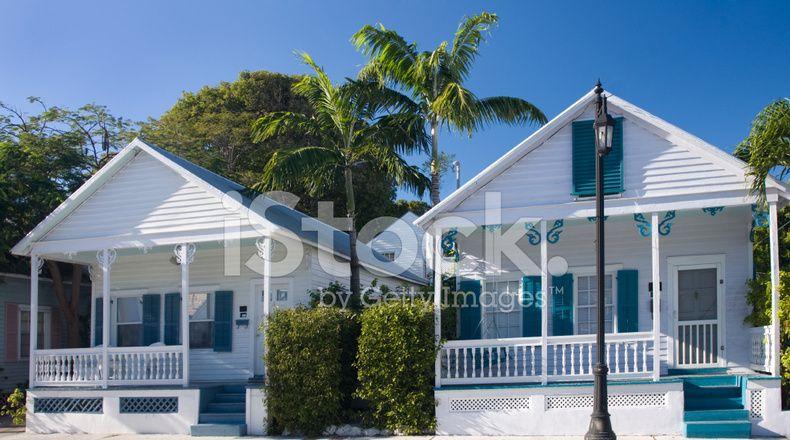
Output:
top-left (368, 212), bottom-right (429, 280)
top-left (418, 88), bottom-right (789, 437)
top-left (11, 138), bottom-right (426, 435)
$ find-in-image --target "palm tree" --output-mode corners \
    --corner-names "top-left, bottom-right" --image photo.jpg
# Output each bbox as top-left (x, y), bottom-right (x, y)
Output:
top-left (252, 53), bottom-right (430, 296)
top-left (352, 12), bottom-right (548, 205)
top-left (735, 98), bottom-right (790, 198)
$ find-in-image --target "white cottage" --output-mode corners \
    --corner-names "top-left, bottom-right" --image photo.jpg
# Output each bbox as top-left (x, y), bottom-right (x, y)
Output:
top-left (11, 138), bottom-right (426, 435)
top-left (368, 212), bottom-right (430, 280)
top-left (419, 88), bottom-right (789, 437)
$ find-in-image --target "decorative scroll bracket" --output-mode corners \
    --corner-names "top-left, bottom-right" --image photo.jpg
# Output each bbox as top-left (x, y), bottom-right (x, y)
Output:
top-left (524, 222), bottom-right (541, 245)
top-left (659, 211), bottom-right (676, 236)
top-left (173, 243), bottom-right (196, 265)
top-left (547, 220), bottom-right (564, 244)
top-left (441, 228), bottom-right (459, 262)
top-left (633, 213), bottom-right (651, 237)
top-left (96, 249), bottom-right (117, 271)
top-left (255, 237), bottom-right (271, 260)
top-left (702, 206), bottom-right (725, 216)
top-left (587, 216), bottom-right (608, 223)
top-left (32, 255), bottom-right (44, 274)
top-left (751, 204), bottom-right (769, 242)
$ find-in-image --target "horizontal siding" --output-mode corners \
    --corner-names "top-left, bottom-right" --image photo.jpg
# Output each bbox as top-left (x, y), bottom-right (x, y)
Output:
top-left (46, 151), bottom-right (230, 241)
top-left (455, 207), bottom-right (753, 368)
top-left (454, 102), bottom-right (744, 212)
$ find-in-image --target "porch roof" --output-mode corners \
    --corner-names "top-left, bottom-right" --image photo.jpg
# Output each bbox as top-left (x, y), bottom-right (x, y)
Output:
top-left (12, 138), bottom-right (427, 285)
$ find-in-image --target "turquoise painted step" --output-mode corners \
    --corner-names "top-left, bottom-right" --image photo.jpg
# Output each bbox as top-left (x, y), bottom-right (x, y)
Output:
top-left (683, 375), bottom-right (738, 387)
top-left (684, 420), bottom-right (751, 438)
top-left (190, 423), bottom-right (246, 436)
top-left (685, 396), bottom-right (743, 411)
top-left (213, 393), bottom-right (245, 403)
top-left (207, 402), bottom-right (245, 413)
top-left (685, 385), bottom-right (741, 399)
top-left (222, 384), bottom-right (246, 394)
top-left (199, 412), bottom-right (245, 424)
top-left (684, 409), bottom-right (749, 422)
top-left (669, 367), bottom-right (728, 376)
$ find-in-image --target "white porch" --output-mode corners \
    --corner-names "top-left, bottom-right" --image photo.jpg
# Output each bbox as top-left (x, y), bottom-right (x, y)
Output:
top-left (430, 204), bottom-right (781, 388)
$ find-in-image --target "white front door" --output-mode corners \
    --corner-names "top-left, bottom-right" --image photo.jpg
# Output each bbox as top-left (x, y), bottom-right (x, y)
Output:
top-left (254, 280), bottom-right (292, 376)
top-left (670, 256), bottom-right (725, 368)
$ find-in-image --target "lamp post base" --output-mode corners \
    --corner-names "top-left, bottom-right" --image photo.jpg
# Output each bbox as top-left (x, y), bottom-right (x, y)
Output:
top-left (585, 364), bottom-right (616, 440)
top-left (585, 415), bottom-right (617, 440)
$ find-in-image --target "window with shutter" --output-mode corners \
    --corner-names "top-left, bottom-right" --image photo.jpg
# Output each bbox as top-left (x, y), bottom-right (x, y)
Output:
top-left (571, 118), bottom-right (624, 197)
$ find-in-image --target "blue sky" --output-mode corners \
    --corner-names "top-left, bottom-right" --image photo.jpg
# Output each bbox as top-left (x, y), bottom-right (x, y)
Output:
top-left (3, 1), bottom-right (789, 201)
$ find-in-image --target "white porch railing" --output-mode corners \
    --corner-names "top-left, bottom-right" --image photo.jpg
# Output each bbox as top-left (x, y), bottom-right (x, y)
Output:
top-left (750, 325), bottom-right (772, 373)
top-left (439, 332), bottom-right (657, 386)
top-left (31, 345), bottom-right (185, 387)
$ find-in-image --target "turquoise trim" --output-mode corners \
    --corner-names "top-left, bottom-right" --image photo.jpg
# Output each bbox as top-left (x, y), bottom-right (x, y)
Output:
top-left (441, 228), bottom-right (459, 261)
top-left (633, 213), bottom-right (651, 237)
top-left (702, 206), bottom-right (724, 216)
top-left (436, 377), bottom-right (683, 391)
top-left (213, 291), bottom-right (233, 352)
top-left (659, 210), bottom-right (676, 236)
top-left (458, 279), bottom-right (482, 340)
top-left (587, 216), bottom-right (608, 223)
top-left (482, 224), bottom-right (502, 232)
top-left (547, 219), bottom-right (564, 244)
top-left (524, 222), bottom-right (541, 245)
top-left (616, 269), bottom-right (638, 332)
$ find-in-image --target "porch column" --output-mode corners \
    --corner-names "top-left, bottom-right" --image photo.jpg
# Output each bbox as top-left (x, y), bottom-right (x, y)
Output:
top-left (768, 198), bottom-right (781, 376)
top-left (651, 213), bottom-right (661, 381)
top-left (540, 220), bottom-right (548, 385)
top-left (28, 255), bottom-right (43, 387)
top-left (433, 228), bottom-right (442, 388)
top-left (97, 249), bottom-right (116, 389)
top-left (256, 237), bottom-right (273, 378)
top-left (175, 243), bottom-right (195, 387)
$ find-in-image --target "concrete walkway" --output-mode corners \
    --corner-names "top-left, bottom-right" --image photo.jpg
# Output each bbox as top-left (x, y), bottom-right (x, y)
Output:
top-left (0, 434), bottom-right (692, 440)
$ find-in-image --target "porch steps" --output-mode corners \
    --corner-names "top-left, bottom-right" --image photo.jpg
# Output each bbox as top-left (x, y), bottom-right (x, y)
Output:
top-left (679, 373), bottom-right (751, 438)
top-left (190, 384), bottom-right (247, 437)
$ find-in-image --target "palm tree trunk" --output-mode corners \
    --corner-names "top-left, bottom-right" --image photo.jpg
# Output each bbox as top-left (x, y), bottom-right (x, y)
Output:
top-left (430, 117), bottom-right (441, 206)
top-left (344, 167), bottom-right (361, 297)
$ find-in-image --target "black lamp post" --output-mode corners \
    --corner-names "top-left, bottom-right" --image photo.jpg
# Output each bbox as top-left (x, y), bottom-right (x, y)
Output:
top-left (585, 80), bottom-right (617, 440)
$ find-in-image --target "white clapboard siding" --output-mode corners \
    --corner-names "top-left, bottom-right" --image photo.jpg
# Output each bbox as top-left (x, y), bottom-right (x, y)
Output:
top-left (370, 213), bottom-right (427, 279)
top-left (45, 151), bottom-right (230, 241)
top-left (455, 207), bottom-right (752, 368)
top-left (454, 102), bottom-right (743, 213)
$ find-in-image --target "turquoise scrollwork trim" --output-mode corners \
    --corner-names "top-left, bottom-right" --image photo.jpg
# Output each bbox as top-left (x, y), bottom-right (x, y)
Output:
top-left (441, 228), bottom-right (459, 261)
top-left (524, 222), bottom-right (541, 245)
top-left (659, 210), bottom-right (676, 236)
top-left (702, 206), bottom-right (725, 216)
top-left (482, 224), bottom-right (502, 232)
top-left (750, 204), bottom-right (769, 242)
top-left (547, 219), bottom-right (564, 244)
top-left (587, 216), bottom-right (608, 223)
top-left (633, 213), bottom-right (651, 237)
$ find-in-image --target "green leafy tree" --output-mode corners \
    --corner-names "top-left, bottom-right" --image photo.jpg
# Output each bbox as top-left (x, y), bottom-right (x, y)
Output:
top-left (140, 70), bottom-right (398, 227)
top-left (735, 98), bottom-right (790, 198)
top-left (252, 53), bottom-right (429, 297)
top-left (353, 12), bottom-right (547, 205)
top-left (0, 98), bottom-right (133, 347)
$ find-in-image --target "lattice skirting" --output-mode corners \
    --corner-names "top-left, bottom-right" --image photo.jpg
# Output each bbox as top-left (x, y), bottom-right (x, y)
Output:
top-left (547, 393), bottom-right (666, 410)
top-left (120, 397), bottom-right (178, 413)
top-left (450, 397), bottom-right (531, 412)
top-left (749, 389), bottom-right (764, 419)
top-left (34, 397), bottom-right (103, 413)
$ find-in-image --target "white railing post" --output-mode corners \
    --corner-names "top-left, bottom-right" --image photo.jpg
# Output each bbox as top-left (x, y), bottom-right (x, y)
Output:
top-left (768, 197), bottom-right (781, 376)
top-left (651, 212), bottom-right (661, 381)
top-left (97, 249), bottom-right (116, 389)
top-left (540, 220), bottom-right (548, 384)
top-left (433, 229), bottom-right (443, 388)
top-left (175, 243), bottom-right (195, 387)
top-left (29, 255), bottom-right (43, 387)
top-left (256, 236), bottom-right (273, 380)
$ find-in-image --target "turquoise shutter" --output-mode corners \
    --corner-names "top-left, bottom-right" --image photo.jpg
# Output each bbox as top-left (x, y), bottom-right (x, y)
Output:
top-left (571, 117), bottom-right (624, 197)
top-left (617, 269), bottom-right (639, 332)
top-left (522, 276), bottom-right (542, 337)
top-left (164, 293), bottom-right (180, 345)
top-left (551, 274), bottom-right (574, 336)
top-left (458, 280), bottom-right (481, 340)
top-left (213, 291), bottom-right (233, 352)
top-left (93, 298), bottom-right (103, 346)
top-left (142, 294), bottom-right (161, 345)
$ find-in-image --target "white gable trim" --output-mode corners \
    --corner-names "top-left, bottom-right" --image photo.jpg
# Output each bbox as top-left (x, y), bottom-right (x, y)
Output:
top-left (416, 89), bottom-right (787, 229)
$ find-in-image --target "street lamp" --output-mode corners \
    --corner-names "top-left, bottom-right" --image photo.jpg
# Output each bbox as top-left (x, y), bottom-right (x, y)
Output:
top-left (585, 80), bottom-right (617, 440)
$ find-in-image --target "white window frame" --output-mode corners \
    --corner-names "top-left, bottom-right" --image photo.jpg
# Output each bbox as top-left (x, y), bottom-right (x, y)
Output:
top-left (108, 289), bottom-right (146, 346)
top-left (570, 264), bottom-right (622, 335)
top-left (18, 305), bottom-right (52, 359)
top-left (188, 290), bottom-right (215, 350)
top-left (481, 275), bottom-right (523, 339)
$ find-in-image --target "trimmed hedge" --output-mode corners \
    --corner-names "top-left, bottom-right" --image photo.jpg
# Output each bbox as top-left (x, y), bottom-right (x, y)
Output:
top-left (356, 300), bottom-right (437, 434)
top-left (266, 307), bottom-right (356, 436)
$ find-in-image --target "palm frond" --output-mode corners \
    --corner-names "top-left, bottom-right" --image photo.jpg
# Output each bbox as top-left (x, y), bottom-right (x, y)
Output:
top-left (354, 143), bottom-right (430, 196)
top-left (251, 111), bottom-right (322, 142)
top-left (432, 82), bottom-right (479, 134)
top-left (371, 112), bottom-right (429, 155)
top-left (256, 146), bottom-right (342, 193)
top-left (475, 96), bottom-right (548, 128)
top-left (742, 98), bottom-right (790, 197)
top-left (351, 24), bottom-right (419, 87)
top-left (449, 12), bottom-right (499, 81)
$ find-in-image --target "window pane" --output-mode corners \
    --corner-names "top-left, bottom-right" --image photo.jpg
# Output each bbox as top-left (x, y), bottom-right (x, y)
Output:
top-left (189, 293), bottom-right (212, 320)
top-left (190, 321), bottom-right (214, 348)
top-left (117, 297), bottom-right (142, 323)
top-left (118, 324), bottom-right (142, 347)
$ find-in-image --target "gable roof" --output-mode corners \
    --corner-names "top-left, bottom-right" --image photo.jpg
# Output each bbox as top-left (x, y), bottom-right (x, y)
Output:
top-left (12, 138), bottom-right (427, 285)
top-left (415, 88), bottom-right (788, 229)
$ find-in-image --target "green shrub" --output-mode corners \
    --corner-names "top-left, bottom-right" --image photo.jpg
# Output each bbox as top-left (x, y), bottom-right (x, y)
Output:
top-left (1, 388), bottom-right (26, 426)
top-left (266, 307), bottom-right (353, 436)
top-left (356, 299), bottom-right (437, 434)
